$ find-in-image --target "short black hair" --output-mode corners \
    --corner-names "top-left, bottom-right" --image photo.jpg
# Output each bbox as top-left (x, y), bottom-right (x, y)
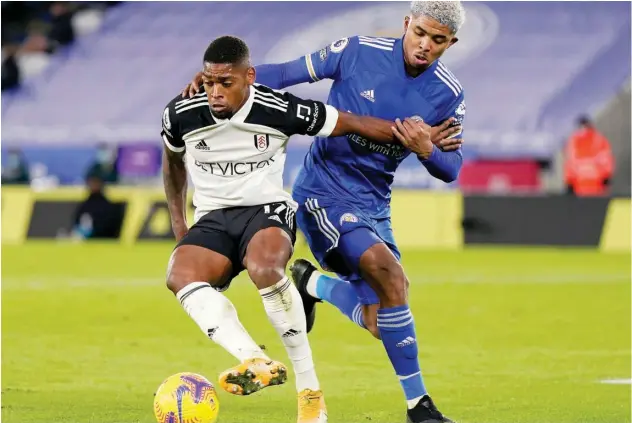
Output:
top-left (203, 36), bottom-right (250, 65)
top-left (577, 115), bottom-right (592, 127)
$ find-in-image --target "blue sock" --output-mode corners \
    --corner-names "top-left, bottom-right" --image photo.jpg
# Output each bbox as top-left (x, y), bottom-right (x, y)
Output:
top-left (377, 305), bottom-right (428, 406)
top-left (314, 275), bottom-right (365, 329)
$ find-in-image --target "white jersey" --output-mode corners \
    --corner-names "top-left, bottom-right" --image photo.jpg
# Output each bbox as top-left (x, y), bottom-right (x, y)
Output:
top-left (161, 84), bottom-right (338, 223)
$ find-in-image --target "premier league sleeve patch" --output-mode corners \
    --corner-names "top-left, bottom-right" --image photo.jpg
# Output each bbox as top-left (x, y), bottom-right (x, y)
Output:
top-left (330, 37), bottom-right (349, 53)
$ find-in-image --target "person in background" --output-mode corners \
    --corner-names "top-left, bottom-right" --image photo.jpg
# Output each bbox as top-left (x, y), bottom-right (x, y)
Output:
top-left (1, 43), bottom-right (20, 91)
top-left (48, 2), bottom-right (75, 51)
top-left (564, 116), bottom-right (614, 196)
top-left (1, 148), bottom-right (30, 184)
top-left (86, 143), bottom-right (119, 184)
top-left (72, 174), bottom-right (123, 239)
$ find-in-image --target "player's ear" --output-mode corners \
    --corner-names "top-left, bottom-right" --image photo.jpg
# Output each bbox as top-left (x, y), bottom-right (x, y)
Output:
top-left (404, 16), bottom-right (410, 32)
top-left (448, 36), bottom-right (458, 48)
top-left (246, 66), bottom-right (256, 85)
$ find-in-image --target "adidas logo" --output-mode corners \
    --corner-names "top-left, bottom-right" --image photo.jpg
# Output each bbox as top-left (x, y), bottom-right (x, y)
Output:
top-left (360, 89), bottom-right (375, 102)
top-left (195, 140), bottom-right (210, 151)
top-left (282, 329), bottom-right (300, 338)
top-left (268, 215), bottom-right (282, 224)
top-left (396, 336), bottom-right (416, 348)
top-left (207, 327), bottom-right (218, 338)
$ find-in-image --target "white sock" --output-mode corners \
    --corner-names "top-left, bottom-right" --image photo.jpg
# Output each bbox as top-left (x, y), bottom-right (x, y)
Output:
top-left (305, 270), bottom-right (322, 299)
top-left (259, 277), bottom-right (320, 392)
top-left (407, 396), bottom-right (424, 409)
top-left (176, 282), bottom-right (269, 362)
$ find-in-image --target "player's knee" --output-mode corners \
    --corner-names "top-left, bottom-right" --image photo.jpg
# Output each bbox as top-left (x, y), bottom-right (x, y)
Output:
top-left (166, 262), bottom-right (197, 295)
top-left (385, 270), bottom-right (408, 305)
top-left (247, 254), bottom-right (285, 289)
top-left (374, 262), bottom-right (408, 306)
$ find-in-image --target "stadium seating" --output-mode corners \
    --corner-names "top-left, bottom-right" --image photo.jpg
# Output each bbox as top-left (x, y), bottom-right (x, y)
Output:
top-left (2, 1), bottom-right (630, 186)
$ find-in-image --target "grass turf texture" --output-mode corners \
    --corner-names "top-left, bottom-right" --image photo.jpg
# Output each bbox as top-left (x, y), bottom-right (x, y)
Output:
top-left (2, 243), bottom-right (630, 423)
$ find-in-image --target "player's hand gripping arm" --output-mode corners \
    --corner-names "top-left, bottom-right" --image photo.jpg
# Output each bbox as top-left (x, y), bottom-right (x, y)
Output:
top-left (392, 117), bottom-right (462, 183)
top-left (162, 146), bottom-right (188, 242)
top-left (430, 118), bottom-right (463, 152)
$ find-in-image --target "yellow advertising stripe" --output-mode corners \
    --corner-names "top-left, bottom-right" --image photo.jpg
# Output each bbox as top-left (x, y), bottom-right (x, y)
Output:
top-left (599, 198), bottom-right (631, 252)
top-left (1, 187), bottom-right (34, 244)
top-left (390, 190), bottom-right (463, 249)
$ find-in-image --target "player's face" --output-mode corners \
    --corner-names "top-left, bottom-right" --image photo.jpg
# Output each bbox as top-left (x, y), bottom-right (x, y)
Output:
top-left (403, 15), bottom-right (458, 74)
top-left (202, 62), bottom-right (255, 119)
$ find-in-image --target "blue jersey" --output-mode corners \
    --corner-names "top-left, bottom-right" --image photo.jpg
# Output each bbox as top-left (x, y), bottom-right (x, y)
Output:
top-left (256, 36), bottom-right (465, 219)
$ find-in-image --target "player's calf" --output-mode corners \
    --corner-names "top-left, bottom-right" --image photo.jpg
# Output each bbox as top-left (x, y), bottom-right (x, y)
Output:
top-left (359, 244), bottom-right (409, 308)
top-left (362, 304), bottom-right (381, 339)
top-left (359, 244), bottom-right (431, 411)
top-left (246, 227), bottom-right (322, 395)
top-left (290, 258), bottom-right (383, 339)
top-left (166, 244), bottom-right (270, 364)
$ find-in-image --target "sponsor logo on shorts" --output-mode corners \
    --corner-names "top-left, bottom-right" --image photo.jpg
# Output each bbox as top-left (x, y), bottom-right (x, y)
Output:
top-left (268, 215), bottom-right (282, 224)
top-left (340, 213), bottom-right (359, 225)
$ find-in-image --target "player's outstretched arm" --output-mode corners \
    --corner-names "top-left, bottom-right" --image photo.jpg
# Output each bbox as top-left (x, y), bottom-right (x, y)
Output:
top-left (162, 145), bottom-right (188, 242)
top-left (183, 59), bottom-right (314, 97)
top-left (274, 89), bottom-right (397, 143)
top-left (330, 111), bottom-right (398, 143)
top-left (183, 38), bottom-right (355, 97)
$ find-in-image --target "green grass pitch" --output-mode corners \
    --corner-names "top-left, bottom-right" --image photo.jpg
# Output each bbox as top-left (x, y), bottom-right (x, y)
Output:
top-left (2, 242), bottom-right (630, 423)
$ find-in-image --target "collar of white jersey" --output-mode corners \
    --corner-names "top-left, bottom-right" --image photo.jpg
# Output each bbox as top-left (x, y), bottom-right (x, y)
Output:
top-left (211, 85), bottom-right (255, 125)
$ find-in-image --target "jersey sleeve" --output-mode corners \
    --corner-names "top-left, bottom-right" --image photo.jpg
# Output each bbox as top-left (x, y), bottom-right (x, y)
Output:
top-left (441, 92), bottom-right (466, 140)
top-left (282, 92), bottom-right (339, 137)
top-left (417, 92), bottom-right (466, 183)
top-left (254, 37), bottom-right (358, 89)
top-left (161, 99), bottom-right (184, 153)
top-left (303, 36), bottom-right (358, 82)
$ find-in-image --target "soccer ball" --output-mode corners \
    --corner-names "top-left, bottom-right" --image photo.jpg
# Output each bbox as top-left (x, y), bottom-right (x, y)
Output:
top-left (153, 372), bottom-right (220, 423)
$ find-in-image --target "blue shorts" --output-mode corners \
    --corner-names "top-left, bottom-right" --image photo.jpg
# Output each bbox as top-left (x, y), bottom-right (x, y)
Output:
top-left (294, 195), bottom-right (401, 305)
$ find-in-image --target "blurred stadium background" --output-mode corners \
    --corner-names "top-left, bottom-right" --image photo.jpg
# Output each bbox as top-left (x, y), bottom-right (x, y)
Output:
top-left (1, 2), bottom-right (630, 423)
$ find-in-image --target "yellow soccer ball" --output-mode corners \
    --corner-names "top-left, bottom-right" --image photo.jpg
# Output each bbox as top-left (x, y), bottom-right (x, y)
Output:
top-left (154, 372), bottom-right (220, 423)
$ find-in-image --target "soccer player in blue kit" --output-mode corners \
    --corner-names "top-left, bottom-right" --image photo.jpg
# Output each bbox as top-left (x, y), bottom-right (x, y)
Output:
top-left (182, 2), bottom-right (466, 422)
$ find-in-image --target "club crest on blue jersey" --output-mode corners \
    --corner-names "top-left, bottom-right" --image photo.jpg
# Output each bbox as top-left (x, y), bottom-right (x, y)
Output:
top-left (330, 37), bottom-right (349, 53)
top-left (254, 134), bottom-right (270, 152)
top-left (340, 213), bottom-right (359, 225)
